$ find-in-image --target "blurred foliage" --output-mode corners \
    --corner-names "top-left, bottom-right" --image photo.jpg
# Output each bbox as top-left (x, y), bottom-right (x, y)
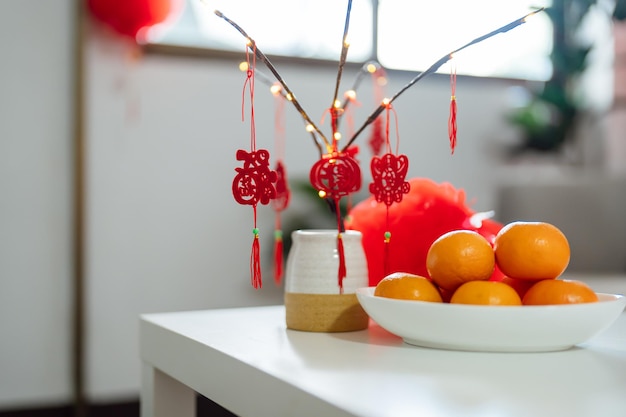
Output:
top-left (507, 0), bottom-right (626, 154)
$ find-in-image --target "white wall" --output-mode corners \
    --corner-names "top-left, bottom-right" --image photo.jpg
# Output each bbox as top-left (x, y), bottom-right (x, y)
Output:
top-left (0, 0), bottom-right (74, 408)
top-left (4, 0), bottom-right (622, 409)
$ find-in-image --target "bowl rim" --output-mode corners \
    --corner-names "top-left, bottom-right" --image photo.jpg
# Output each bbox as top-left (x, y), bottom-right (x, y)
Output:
top-left (356, 286), bottom-right (625, 310)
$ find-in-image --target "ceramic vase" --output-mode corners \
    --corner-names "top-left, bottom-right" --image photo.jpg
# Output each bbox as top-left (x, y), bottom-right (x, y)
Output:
top-left (284, 229), bottom-right (369, 332)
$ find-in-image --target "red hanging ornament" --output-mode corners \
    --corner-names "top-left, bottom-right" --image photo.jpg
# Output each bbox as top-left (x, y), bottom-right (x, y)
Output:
top-left (369, 153), bottom-right (410, 206)
top-left (448, 62), bottom-right (458, 154)
top-left (367, 65), bottom-right (388, 156)
top-left (368, 102), bottom-right (410, 276)
top-left (368, 116), bottom-right (385, 157)
top-left (270, 84), bottom-right (290, 285)
top-left (87, 0), bottom-right (184, 43)
top-left (309, 150), bottom-right (361, 203)
top-left (272, 161), bottom-right (290, 284)
top-left (232, 44), bottom-right (277, 289)
top-left (309, 144), bottom-right (361, 292)
top-left (232, 149), bottom-right (277, 207)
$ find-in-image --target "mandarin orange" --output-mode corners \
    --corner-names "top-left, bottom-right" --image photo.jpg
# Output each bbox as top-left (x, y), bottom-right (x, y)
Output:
top-left (450, 280), bottom-right (522, 306)
top-left (374, 272), bottom-right (443, 302)
top-left (494, 221), bottom-right (570, 281)
top-left (497, 276), bottom-right (536, 299)
top-left (522, 279), bottom-right (599, 305)
top-left (426, 230), bottom-right (495, 291)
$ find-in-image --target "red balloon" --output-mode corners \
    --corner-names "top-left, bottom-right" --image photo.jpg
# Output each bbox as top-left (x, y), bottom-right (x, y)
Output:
top-left (87, 0), bottom-right (183, 42)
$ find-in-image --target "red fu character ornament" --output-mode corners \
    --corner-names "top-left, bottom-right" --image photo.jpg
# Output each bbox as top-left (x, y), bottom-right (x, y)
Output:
top-left (368, 100), bottom-right (410, 276)
top-left (232, 149), bottom-right (277, 288)
top-left (232, 41), bottom-right (277, 289)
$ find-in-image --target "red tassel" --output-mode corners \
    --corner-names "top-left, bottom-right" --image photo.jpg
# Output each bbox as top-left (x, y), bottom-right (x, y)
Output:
top-left (273, 230), bottom-right (283, 285)
top-left (251, 228), bottom-right (262, 289)
top-left (448, 65), bottom-right (457, 154)
top-left (337, 233), bottom-right (346, 293)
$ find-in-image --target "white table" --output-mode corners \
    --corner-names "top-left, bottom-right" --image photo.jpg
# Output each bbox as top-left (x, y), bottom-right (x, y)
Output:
top-left (140, 302), bottom-right (626, 417)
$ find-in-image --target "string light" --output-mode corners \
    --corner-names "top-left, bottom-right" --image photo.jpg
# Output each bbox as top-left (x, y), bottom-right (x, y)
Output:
top-left (344, 90), bottom-right (356, 100)
top-left (239, 61), bottom-right (248, 72)
top-left (366, 63), bottom-right (377, 73)
top-left (334, 132), bottom-right (342, 141)
top-left (270, 83), bottom-right (281, 96)
top-left (305, 124), bottom-right (315, 132)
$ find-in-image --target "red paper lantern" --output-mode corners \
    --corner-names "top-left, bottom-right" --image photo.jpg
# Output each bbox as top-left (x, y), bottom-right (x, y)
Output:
top-left (87, 0), bottom-right (184, 43)
top-left (346, 177), bottom-right (503, 287)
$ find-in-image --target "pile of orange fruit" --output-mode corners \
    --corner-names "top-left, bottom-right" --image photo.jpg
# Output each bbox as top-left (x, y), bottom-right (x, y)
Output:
top-left (374, 221), bottom-right (599, 306)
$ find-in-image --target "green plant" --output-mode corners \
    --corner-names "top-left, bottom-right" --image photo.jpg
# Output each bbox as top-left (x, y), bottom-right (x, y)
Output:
top-left (508, 0), bottom-right (626, 154)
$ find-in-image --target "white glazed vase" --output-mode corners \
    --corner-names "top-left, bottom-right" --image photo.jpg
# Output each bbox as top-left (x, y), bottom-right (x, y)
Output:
top-left (284, 229), bottom-right (369, 332)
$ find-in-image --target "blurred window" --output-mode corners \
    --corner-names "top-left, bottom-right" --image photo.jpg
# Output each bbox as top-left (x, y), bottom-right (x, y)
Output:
top-left (151, 0), bottom-right (551, 81)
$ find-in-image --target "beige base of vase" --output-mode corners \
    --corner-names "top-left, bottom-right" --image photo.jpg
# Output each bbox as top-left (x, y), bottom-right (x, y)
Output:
top-left (285, 292), bottom-right (369, 332)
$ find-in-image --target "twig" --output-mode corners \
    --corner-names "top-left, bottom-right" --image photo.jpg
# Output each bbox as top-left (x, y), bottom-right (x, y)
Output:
top-left (331, 0), bottom-right (353, 108)
top-left (215, 10), bottom-right (331, 151)
top-left (340, 61), bottom-right (379, 113)
top-left (342, 7), bottom-right (545, 152)
top-left (250, 67), bottom-right (325, 156)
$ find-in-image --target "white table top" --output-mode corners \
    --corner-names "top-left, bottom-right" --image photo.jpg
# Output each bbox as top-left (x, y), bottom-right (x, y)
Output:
top-left (140, 302), bottom-right (626, 417)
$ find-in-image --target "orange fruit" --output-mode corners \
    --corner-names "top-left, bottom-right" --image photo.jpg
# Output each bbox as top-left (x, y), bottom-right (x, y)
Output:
top-left (494, 221), bottom-right (570, 281)
top-left (374, 272), bottom-right (443, 302)
top-left (426, 230), bottom-right (495, 291)
top-left (497, 276), bottom-right (536, 299)
top-left (522, 279), bottom-right (599, 305)
top-left (450, 281), bottom-right (522, 306)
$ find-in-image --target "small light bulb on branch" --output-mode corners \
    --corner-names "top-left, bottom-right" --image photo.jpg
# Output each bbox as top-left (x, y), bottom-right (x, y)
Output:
top-left (270, 83), bottom-right (281, 95)
top-left (334, 132), bottom-right (342, 141)
top-left (239, 61), bottom-right (249, 72)
top-left (305, 124), bottom-right (315, 132)
top-left (344, 90), bottom-right (356, 100)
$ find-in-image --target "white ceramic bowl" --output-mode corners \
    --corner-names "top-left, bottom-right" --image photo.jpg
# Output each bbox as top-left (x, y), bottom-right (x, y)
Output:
top-left (356, 287), bottom-right (626, 352)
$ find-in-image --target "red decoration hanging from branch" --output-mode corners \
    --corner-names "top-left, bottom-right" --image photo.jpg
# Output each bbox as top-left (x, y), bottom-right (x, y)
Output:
top-left (232, 45), bottom-right (277, 289)
top-left (309, 150), bottom-right (362, 203)
top-left (448, 61), bottom-right (458, 154)
top-left (272, 161), bottom-right (290, 285)
top-left (367, 65), bottom-right (388, 156)
top-left (309, 147), bottom-right (361, 292)
top-left (87, 0), bottom-right (184, 43)
top-left (271, 83), bottom-right (290, 285)
top-left (368, 102), bottom-right (410, 276)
